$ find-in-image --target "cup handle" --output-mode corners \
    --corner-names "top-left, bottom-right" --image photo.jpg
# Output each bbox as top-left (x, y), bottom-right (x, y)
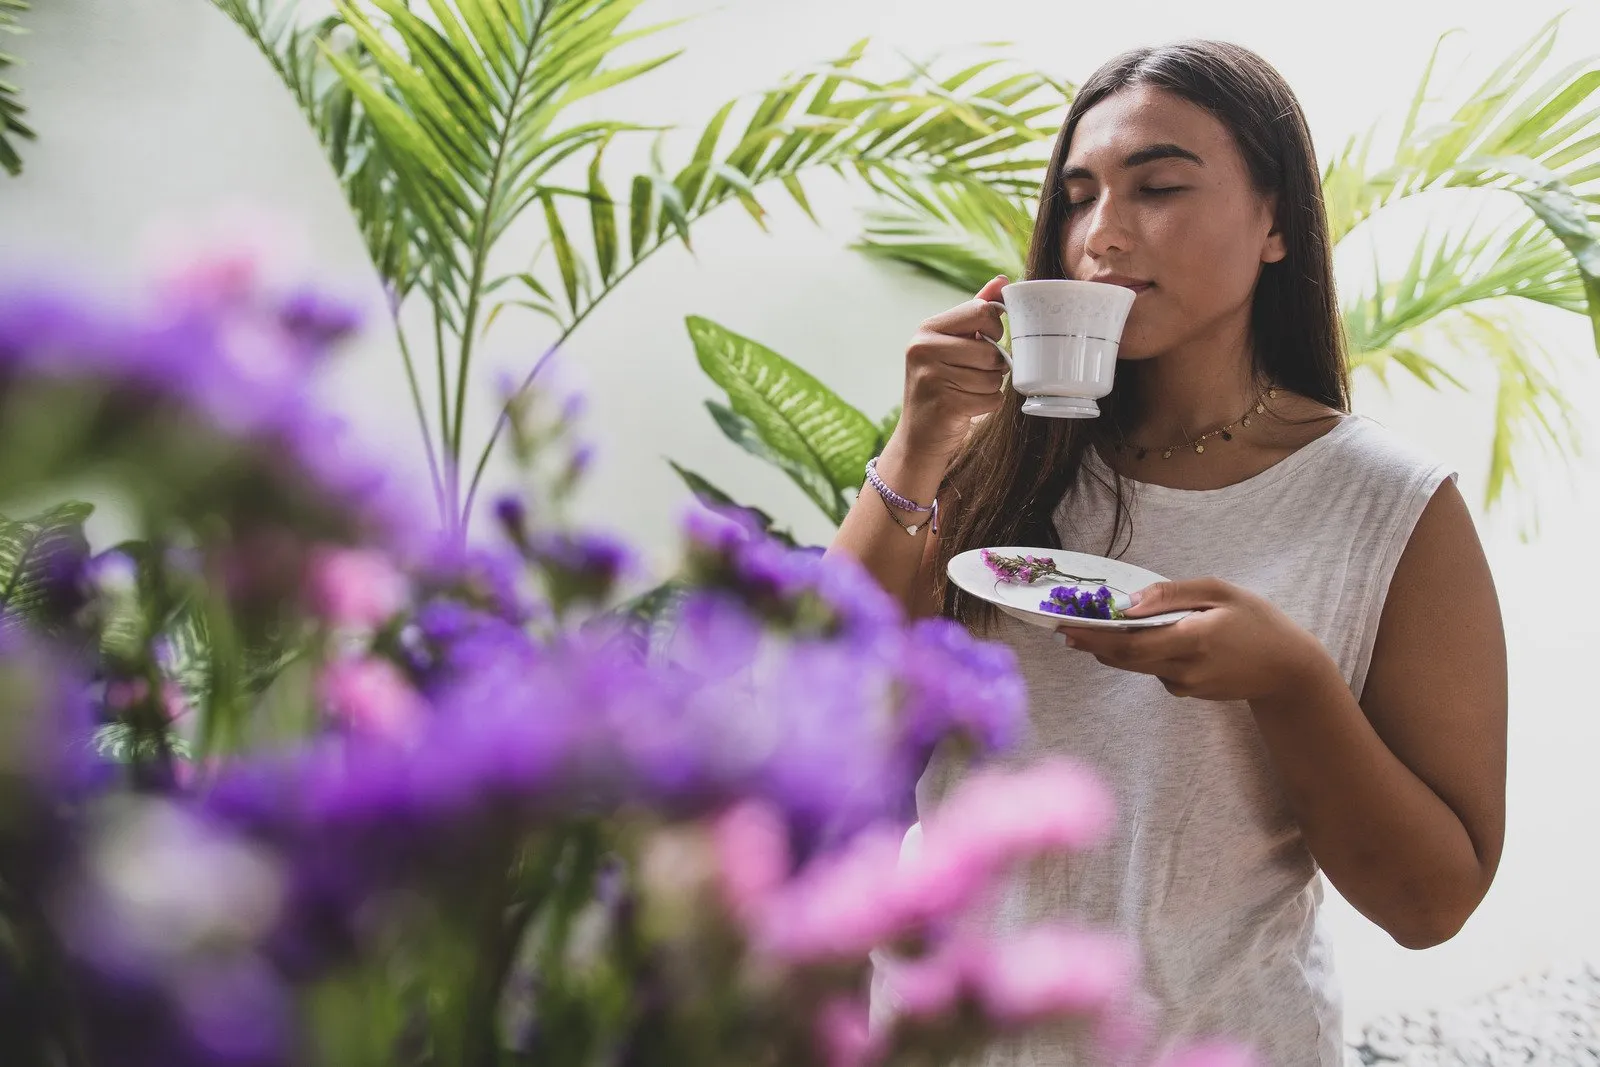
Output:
top-left (979, 300), bottom-right (1012, 366)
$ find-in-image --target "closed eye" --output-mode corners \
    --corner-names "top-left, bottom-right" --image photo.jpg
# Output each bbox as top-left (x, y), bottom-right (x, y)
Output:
top-left (1065, 186), bottom-right (1186, 212)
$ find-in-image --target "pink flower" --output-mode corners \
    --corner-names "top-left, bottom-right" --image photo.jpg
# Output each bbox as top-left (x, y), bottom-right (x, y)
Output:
top-left (106, 678), bottom-right (151, 711)
top-left (815, 996), bottom-right (880, 1067)
top-left (317, 657), bottom-right (427, 740)
top-left (915, 759), bottom-right (1113, 889)
top-left (711, 800), bottom-right (791, 921)
top-left (880, 935), bottom-right (983, 1019)
top-left (1153, 1041), bottom-right (1260, 1067)
top-left (752, 825), bottom-right (905, 963)
top-left (969, 925), bottom-right (1136, 1025)
top-left (161, 681), bottom-right (191, 722)
top-left (307, 546), bottom-right (407, 630)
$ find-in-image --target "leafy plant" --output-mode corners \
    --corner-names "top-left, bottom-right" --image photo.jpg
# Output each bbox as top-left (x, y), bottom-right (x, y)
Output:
top-left (209, 0), bottom-right (1065, 536)
top-left (0, 0), bottom-right (34, 177)
top-left (846, 17), bottom-right (1600, 509)
top-left (0, 501), bottom-right (91, 640)
top-left (0, 264), bottom-right (1229, 1067)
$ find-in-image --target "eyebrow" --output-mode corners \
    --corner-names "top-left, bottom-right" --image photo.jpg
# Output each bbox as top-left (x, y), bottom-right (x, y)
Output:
top-left (1061, 143), bottom-right (1205, 181)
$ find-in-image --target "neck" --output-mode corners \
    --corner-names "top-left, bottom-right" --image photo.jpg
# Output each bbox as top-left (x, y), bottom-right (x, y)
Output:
top-left (1120, 320), bottom-right (1265, 446)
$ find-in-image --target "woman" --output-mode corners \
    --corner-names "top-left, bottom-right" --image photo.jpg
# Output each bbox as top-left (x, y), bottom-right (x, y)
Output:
top-left (833, 40), bottom-right (1508, 1066)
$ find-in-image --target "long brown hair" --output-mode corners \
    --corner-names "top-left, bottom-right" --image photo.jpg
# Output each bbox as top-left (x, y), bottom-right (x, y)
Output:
top-left (935, 39), bottom-right (1351, 628)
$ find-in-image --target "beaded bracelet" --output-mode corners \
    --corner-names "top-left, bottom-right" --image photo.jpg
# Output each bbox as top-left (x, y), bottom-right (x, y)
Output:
top-left (865, 456), bottom-right (939, 536)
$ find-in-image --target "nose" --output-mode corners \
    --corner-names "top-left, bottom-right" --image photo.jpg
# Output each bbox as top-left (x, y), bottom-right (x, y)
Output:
top-left (1082, 192), bottom-right (1133, 259)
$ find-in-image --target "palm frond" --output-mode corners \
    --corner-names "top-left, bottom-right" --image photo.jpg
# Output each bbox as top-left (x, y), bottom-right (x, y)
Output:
top-left (515, 44), bottom-right (1063, 330)
top-left (1454, 308), bottom-right (1579, 508)
top-left (852, 178), bottom-right (1033, 293)
top-left (1325, 16), bottom-right (1600, 241)
top-left (210, 1), bottom-right (425, 291)
top-left (1320, 16), bottom-right (1600, 357)
top-left (467, 44), bottom-right (1067, 511)
top-left (0, 0), bottom-right (36, 178)
top-left (1344, 214), bottom-right (1587, 356)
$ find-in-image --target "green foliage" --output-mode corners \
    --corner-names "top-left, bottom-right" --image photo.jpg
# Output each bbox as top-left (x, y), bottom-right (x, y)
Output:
top-left (210, 0), bottom-right (1064, 530)
top-left (0, 501), bottom-right (91, 639)
top-left (842, 18), bottom-right (1600, 511)
top-left (0, 0), bottom-right (33, 177)
top-left (685, 316), bottom-right (883, 525)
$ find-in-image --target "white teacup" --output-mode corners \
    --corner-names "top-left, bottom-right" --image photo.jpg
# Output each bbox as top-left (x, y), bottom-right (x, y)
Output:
top-left (983, 279), bottom-right (1138, 418)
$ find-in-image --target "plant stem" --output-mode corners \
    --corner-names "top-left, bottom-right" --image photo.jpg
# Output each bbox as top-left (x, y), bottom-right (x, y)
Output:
top-left (447, 3), bottom-right (552, 523)
top-left (393, 317), bottom-right (449, 529)
top-left (458, 248), bottom-right (657, 537)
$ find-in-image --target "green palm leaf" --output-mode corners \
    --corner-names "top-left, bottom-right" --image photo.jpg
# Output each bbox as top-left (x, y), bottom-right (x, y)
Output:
top-left (0, 0), bottom-right (35, 178)
top-left (465, 46), bottom-right (1065, 510)
top-left (1344, 215), bottom-right (1588, 356)
top-left (1324, 17), bottom-right (1600, 245)
top-left (685, 316), bottom-right (878, 515)
top-left (0, 501), bottom-right (92, 639)
top-left (854, 178), bottom-right (1033, 293)
top-left (1443, 308), bottom-right (1577, 509)
top-left (844, 24), bottom-right (1600, 517)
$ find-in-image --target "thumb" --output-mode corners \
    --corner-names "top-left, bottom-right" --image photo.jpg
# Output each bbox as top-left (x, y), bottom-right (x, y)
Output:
top-left (975, 274), bottom-right (1009, 303)
top-left (1123, 578), bottom-right (1227, 617)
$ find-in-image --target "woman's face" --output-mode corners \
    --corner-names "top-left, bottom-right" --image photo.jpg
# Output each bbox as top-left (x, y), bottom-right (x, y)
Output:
top-left (1057, 85), bottom-right (1286, 361)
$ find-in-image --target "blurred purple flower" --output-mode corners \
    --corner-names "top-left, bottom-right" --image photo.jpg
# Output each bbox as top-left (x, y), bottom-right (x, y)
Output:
top-left (529, 529), bottom-right (635, 609)
top-left (895, 618), bottom-right (1028, 756)
top-left (0, 286), bottom-right (422, 553)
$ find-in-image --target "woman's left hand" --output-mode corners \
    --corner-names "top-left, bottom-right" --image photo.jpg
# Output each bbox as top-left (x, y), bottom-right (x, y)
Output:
top-left (1056, 578), bottom-right (1331, 703)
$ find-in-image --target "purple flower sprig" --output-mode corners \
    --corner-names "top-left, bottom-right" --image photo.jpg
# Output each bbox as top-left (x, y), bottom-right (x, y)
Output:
top-left (1038, 585), bottom-right (1124, 621)
top-left (980, 550), bottom-right (1104, 587)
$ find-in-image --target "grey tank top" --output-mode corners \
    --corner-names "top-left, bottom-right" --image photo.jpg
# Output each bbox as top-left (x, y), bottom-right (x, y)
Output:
top-left (905, 414), bottom-right (1456, 1067)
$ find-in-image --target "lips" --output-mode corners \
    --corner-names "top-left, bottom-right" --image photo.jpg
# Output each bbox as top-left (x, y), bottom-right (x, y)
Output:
top-left (1090, 275), bottom-right (1153, 293)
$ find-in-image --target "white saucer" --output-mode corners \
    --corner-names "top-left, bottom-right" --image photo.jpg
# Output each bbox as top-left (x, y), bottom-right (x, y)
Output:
top-left (946, 547), bottom-right (1195, 631)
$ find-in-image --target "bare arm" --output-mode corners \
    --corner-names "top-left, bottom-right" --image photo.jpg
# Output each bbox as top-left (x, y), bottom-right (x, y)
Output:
top-left (826, 275), bottom-right (1010, 616)
top-left (1057, 478), bottom-right (1508, 948)
top-left (1251, 478), bottom-right (1507, 947)
top-left (826, 439), bottom-right (949, 615)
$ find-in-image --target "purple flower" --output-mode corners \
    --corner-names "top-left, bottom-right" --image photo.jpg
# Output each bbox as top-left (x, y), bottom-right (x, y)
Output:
top-left (412, 538), bottom-right (534, 624)
top-left (683, 509), bottom-right (901, 639)
top-left (0, 284), bottom-right (422, 557)
top-left (1039, 585), bottom-right (1122, 620)
top-left (529, 529), bottom-right (635, 609)
top-left (277, 287), bottom-right (362, 350)
top-left (494, 494), bottom-right (529, 543)
top-left (896, 618), bottom-right (1028, 757)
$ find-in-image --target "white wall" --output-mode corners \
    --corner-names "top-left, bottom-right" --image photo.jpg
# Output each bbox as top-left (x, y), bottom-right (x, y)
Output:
top-left (3, 0), bottom-right (1599, 1036)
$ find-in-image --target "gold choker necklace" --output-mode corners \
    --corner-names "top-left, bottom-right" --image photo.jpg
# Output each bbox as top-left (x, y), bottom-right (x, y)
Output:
top-left (1114, 388), bottom-right (1278, 461)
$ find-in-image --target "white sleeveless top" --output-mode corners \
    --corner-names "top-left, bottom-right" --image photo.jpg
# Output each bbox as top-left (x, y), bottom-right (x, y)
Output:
top-left (907, 414), bottom-right (1456, 1067)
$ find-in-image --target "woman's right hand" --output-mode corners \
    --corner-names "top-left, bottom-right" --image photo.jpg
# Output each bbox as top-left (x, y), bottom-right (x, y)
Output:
top-left (892, 274), bottom-right (1011, 467)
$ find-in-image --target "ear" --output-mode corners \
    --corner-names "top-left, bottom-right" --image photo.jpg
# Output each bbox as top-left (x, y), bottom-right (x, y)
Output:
top-left (1260, 193), bottom-right (1288, 264)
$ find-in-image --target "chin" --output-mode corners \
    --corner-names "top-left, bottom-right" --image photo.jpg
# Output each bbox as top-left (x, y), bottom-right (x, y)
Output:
top-left (1113, 329), bottom-right (1164, 361)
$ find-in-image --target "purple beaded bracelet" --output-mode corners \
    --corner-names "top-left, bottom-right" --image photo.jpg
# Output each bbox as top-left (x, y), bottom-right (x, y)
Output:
top-left (865, 456), bottom-right (939, 535)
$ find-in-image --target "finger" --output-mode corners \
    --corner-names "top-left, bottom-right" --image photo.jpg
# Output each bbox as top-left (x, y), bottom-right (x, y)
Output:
top-left (911, 333), bottom-right (1008, 373)
top-left (1058, 627), bottom-right (1193, 667)
top-left (1123, 578), bottom-right (1233, 618)
top-left (925, 294), bottom-right (1007, 341)
top-left (975, 274), bottom-right (1009, 303)
top-left (1158, 677), bottom-right (1194, 699)
top-left (934, 363), bottom-right (1008, 395)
